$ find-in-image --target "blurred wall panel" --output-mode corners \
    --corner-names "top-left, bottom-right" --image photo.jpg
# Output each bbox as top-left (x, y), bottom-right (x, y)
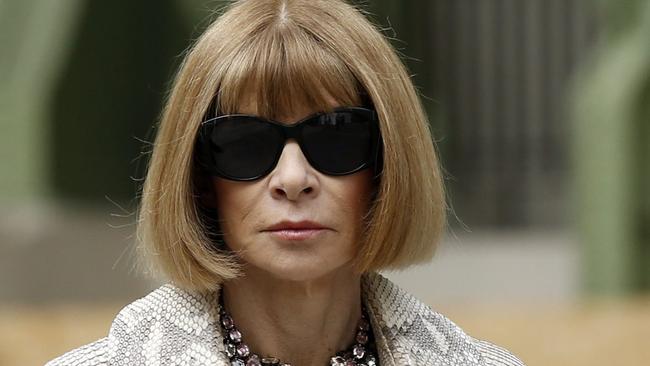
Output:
top-left (427, 0), bottom-right (597, 229)
top-left (357, 0), bottom-right (597, 229)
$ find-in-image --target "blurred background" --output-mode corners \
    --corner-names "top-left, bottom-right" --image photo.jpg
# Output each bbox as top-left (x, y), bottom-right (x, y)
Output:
top-left (1, 0), bottom-right (648, 365)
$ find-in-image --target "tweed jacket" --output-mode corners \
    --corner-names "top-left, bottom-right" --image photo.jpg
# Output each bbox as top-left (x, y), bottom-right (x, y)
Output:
top-left (46, 272), bottom-right (525, 366)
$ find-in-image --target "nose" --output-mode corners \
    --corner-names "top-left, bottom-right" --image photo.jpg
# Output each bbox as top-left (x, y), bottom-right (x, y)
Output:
top-left (268, 139), bottom-right (320, 201)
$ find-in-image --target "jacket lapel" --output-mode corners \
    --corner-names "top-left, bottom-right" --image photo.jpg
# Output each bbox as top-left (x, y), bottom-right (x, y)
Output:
top-left (362, 272), bottom-right (484, 366)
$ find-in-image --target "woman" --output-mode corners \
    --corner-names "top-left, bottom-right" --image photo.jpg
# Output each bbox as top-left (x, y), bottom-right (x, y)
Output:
top-left (47, 0), bottom-right (525, 365)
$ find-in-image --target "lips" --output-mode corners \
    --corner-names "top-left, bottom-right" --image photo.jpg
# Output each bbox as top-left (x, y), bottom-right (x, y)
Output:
top-left (263, 220), bottom-right (330, 241)
top-left (264, 220), bottom-right (328, 231)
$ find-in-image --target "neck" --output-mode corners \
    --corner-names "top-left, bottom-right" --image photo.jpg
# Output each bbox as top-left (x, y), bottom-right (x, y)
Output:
top-left (221, 265), bottom-right (363, 366)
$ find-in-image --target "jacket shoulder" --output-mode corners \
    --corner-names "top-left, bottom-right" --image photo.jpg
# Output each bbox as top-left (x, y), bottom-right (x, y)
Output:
top-left (108, 283), bottom-right (214, 335)
top-left (474, 339), bottom-right (526, 366)
top-left (106, 283), bottom-right (227, 365)
top-left (45, 337), bottom-right (109, 366)
top-left (45, 283), bottom-right (225, 366)
top-left (363, 272), bottom-right (526, 366)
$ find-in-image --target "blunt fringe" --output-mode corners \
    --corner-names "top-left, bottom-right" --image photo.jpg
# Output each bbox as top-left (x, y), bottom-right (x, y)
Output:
top-left (136, 0), bottom-right (446, 293)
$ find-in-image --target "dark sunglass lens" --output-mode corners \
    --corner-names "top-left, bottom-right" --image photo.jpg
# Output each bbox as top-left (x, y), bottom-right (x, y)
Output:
top-left (208, 117), bottom-right (282, 179)
top-left (301, 111), bottom-right (373, 174)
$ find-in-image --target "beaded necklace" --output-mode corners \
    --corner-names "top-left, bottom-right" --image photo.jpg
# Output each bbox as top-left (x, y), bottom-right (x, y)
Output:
top-left (218, 288), bottom-right (379, 366)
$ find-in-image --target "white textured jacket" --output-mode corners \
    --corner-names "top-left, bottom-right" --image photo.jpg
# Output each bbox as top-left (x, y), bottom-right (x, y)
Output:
top-left (46, 272), bottom-right (525, 366)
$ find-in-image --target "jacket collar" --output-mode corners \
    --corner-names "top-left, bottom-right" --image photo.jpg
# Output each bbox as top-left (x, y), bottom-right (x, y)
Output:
top-left (108, 272), bottom-right (481, 365)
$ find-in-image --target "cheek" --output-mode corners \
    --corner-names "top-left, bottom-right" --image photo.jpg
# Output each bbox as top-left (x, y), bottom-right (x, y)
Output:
top-left (210, 179), bottom-right (257, 234)
top-left (332, 171), bottom-right (374, 221)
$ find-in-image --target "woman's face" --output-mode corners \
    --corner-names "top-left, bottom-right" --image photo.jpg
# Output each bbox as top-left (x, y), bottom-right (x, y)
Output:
top-left (210, 98), bottom-right (374, 282)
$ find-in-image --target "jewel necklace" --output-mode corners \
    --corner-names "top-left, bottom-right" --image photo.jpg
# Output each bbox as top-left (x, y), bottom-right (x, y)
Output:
top-left (217, 288), bottom-right (379, 366)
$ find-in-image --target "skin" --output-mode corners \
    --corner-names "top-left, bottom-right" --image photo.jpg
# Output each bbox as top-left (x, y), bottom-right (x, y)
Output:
top-left (208, 98), bottom-right (374, 365)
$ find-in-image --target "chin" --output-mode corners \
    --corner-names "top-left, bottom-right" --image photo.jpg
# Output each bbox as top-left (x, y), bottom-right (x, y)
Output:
top-left (250, 257), bottom-right (353, 283)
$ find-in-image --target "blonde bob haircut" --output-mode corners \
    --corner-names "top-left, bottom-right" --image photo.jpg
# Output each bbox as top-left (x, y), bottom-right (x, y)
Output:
top-left (137, 0), bottom-right (446, 292)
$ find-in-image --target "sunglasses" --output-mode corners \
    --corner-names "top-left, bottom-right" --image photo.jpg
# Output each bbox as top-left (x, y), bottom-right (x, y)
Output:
top-left (195, 107), bottom-right (382, 181)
